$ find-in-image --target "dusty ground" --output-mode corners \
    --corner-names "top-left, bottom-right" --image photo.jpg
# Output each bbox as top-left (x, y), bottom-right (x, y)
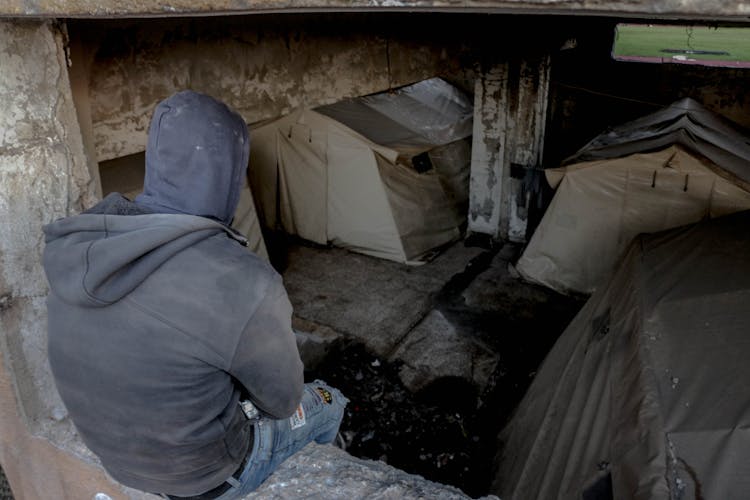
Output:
top-left (278, 236), bottom-right (585, 497)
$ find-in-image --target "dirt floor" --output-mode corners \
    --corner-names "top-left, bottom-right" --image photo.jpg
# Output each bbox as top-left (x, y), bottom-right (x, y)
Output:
top-left (278, 235), bottom-right (585, 497)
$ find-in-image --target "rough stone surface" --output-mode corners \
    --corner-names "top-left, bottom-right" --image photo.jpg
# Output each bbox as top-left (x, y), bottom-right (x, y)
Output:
top-left (0, 19), bottom-right (97, 444)
top-left (283, 242), bottom-right (484, 357)
top-left (468, 65), bottom-right (506, 237)
top-left (0, 18), bottom-right (125, 500)
top-left (391, 309), bottom-right (499, 393)
top-left (246, 443), bottom-right (499, 500)
top-left (1, 0), bottom-right (749, 20)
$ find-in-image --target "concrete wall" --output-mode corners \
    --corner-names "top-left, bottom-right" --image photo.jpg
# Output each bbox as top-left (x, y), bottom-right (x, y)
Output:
top-left (0, 19), bottom-right (95, 437)
top-left (0, 19), bottom-right (140, 500)
top-left (70, 15), bottom-right (481, 162)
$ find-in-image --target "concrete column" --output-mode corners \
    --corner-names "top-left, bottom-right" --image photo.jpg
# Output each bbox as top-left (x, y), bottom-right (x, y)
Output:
top-left (468, 64), bottom-right (508, 239)
top-left (0, 19), bottom-right (137, 499)
top-left (468, 54), bottom-right (551, 242)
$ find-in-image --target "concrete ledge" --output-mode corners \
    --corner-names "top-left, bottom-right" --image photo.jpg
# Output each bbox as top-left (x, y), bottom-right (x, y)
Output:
top-left (248, 443), bottom-right (498, 500)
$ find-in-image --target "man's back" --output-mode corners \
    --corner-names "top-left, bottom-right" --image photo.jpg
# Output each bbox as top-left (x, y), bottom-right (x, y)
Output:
top-left (43, 193), bottom-right (303, 496)
top-left (43, 91), bottom-right (344, 499)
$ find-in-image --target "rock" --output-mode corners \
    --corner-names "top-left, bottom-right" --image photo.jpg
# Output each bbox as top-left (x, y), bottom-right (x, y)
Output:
top-left (246, 443), bottom-right (499, 500)
top-left (391, 310), bottom-right (499, 394)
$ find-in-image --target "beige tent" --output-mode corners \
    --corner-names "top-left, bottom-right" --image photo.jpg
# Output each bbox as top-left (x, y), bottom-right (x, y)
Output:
top-left (496, 211), bottom-right (750, 499)
top-left (517, 99), bottom-right (750, 294)
top-left (98, 152), bottom-right (269, 260)
top-left (247, 78), bottom-right (472, 264)
top-left (231, 181), bottom-right (270, 261)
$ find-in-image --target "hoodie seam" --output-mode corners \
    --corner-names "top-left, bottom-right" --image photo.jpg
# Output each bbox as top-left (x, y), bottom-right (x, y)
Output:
top-left (80, 214), bottom-right (116, 307)
top-left (228, 276), bottom-right (273, 368)
top-left (125, 296), bottom-right (229, 367)
top-left (81, 241), bottom-right (113, 307)
top-left (72, 213), bottom-right (238, 306)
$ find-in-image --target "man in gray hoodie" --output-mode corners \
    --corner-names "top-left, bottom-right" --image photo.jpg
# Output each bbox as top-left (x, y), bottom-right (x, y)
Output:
top-left (43, 91), bottom-right (347, 499)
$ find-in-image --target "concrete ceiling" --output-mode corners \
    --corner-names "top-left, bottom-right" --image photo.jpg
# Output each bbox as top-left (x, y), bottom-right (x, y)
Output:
top-left (2, 0), bottom-right (750, 21)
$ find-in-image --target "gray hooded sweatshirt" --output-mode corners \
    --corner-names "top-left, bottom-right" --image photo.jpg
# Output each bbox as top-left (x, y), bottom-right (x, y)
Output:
top-left (43, 91), bottom-right (304, 496)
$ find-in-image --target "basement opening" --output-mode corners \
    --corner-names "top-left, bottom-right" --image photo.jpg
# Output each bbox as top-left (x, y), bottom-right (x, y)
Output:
top-left (65, 11), bottom-right (750, 499)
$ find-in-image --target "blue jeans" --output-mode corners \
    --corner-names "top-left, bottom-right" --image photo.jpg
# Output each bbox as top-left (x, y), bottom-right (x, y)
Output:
top-left (214, 380), bottom-right (348, 499)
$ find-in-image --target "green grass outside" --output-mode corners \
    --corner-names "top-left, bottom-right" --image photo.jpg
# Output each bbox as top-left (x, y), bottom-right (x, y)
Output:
top-left (613, 24), bottom-right (750, 62)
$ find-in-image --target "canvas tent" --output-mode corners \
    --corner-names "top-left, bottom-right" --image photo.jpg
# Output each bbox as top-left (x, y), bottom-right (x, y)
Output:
top-left (516, 98), bottom-right (750, 294)
top-left (99, 153), bottom-right (269, 260)
top-left (231, 182), bottom-right (270, 261)
top-left (247, 77), bottom-right (472, 264)
top-left (496, 211), bottom-right (750, 500)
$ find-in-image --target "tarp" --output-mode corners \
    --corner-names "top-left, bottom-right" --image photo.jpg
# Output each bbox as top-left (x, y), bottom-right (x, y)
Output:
top-left (517, 98), bottom-right (750, 294)
top-left (495, 210), bottom-right (750, 500)
top-left (247, 78), bottom-right (472, 264)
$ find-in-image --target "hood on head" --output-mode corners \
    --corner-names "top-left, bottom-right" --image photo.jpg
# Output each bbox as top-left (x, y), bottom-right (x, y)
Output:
top-left (135, 91), bottom-right (250, 226)
top-left (43, 211), bottom-right (233, 307)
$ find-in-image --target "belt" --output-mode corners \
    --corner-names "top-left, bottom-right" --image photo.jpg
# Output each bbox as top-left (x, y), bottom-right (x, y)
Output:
top-left (165, 429), bottom-right (254, 500)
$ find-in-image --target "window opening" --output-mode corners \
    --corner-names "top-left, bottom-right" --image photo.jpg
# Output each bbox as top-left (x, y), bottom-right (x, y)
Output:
top-left (613, 23), bottom-right (750, 68)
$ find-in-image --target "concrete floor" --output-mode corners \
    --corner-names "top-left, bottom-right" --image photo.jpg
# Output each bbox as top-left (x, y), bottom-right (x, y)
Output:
top-left (280, 237), bottom-right (585, 495)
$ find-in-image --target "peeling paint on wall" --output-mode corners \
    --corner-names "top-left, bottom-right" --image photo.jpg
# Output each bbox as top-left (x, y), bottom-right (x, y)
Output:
top-left (505, 54), bottom-right (551, 242)
top-left (468, 64), bottom-right (507, 237)
top-left (468, 53), bottom-right (550, 241)
top-left (74, 16), bottom-right (477, 162)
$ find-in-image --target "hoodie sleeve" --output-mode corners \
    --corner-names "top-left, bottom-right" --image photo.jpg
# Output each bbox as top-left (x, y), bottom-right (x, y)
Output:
top-left (229, 276), bottom-right (304, 418)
